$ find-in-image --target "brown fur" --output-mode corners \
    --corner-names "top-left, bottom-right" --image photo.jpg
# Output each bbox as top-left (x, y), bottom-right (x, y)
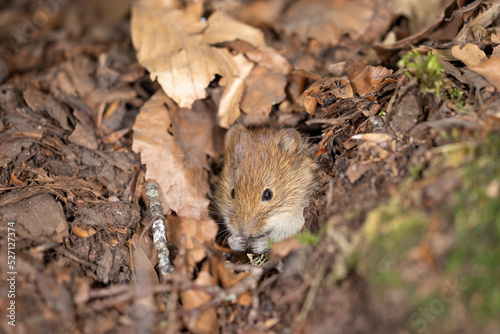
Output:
top-left (215, 125), bottom-right (317, 252)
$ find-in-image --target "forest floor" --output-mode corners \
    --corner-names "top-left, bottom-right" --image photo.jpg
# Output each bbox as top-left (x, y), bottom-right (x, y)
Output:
top-left (1, 0), bottom-right (500, 333)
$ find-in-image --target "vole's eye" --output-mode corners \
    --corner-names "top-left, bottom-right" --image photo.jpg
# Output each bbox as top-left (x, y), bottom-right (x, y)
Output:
top-left (231, 188), bottom-right (235, 199)
top-left (262, 189), bottom-right (273, 202)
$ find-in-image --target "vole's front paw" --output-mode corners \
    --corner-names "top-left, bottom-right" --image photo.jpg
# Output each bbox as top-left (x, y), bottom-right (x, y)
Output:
top-left (228, 235), bottom-right (269, 254)
top-left (250, 236), bottom-right (269, 254)
top-left (228, 235), bottom-right (248, 252)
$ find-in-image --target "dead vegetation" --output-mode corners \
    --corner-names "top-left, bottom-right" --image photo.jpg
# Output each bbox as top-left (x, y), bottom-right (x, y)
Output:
top-left (1, 0), bottom-right (500, 333)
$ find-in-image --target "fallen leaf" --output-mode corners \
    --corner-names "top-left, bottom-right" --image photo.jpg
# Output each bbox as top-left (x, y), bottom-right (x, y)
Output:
top-left (23, 87), bottom-right (72, 130)
top-left (132, 91), bottom-right (210, 220)
top-left (245, 50), bottom-right (292, 75)
top-left (0, 133), bottom-right (37, 167)
top-left (181, 262), bottom-right (218, 334)
top-left (130, 232), bottom-right (160, 287)
top-left (345, 162), bottom-right (371, 184)
top-left (214, 257), bottom-right (251, 289)
top-left (0, 193), bottom-right (68, 242)
top-left (452, 44), bottom-right (500, 90)
top-left (351, 133), bottom-right (393, 143)
top-left (240, 66), bottom-right (287, 116)
top-left (202, 11), bottom-right (268, 50)
top-left (392, 0), bottom-right (448, 35)
top-left (212, 52), bottom-right (254, 128)
top-left (346, 61), bottom-right (394, 96)
top-left (281, 0), bottom-right (374, 46)
top-left (68, 122), bottom-right (99, 150)
top-left (96, 247), bottom-right (113, 284)
top-left (167, 215), bottom-right (218, 250)
top-left (451, 43), bottom-right (488, 67)
top-left (131, 2), bottom-right (261, 127)
top-left (169, 99), bottom-right (224, 168)
top-left (234, 0), bottom-right (286, 27)
top-left (236, 292), bottom-right (253, 306)
top-left (270, 237), bottom-right (303, 259)
top-left (72, 225), bottom-right (97, 238)
top-left (378, 0), bottom-right (455, 49)
top-left (131, 3), bottom-right (214, 107)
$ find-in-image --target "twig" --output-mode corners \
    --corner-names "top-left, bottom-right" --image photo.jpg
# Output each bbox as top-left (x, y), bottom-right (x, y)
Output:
top-left (294, 264), bottom-right (327, 328)
top-left (185, 263), bottom-right (266, 317)
top-left (145, 181), bottom-right (174, 279)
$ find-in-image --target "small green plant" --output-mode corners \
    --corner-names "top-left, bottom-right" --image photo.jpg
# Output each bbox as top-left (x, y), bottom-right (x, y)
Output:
top-left (408, 163), bottom-right (423, 179)
top-left (448, 87), bottom-right (462, 100)
top-left (295, 230), bottom-right (321, 246)
top-left (398, 50), bottom-right (446, 97)
top-left (448, 87), bottom-right (465, 109)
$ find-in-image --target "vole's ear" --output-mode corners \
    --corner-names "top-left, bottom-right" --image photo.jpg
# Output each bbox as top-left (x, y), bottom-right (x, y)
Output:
top-left (225, 124), bottom-right (246, 148)
top-left (278, 128), bottom-right (302, 153)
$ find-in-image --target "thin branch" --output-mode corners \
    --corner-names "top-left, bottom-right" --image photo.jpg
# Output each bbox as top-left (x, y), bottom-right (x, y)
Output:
top-left (145, 181), bottom-right (174, 279)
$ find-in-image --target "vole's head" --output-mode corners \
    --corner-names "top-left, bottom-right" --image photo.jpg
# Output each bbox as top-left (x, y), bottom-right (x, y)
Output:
top-left (215, 125), bottom-right (317, 254)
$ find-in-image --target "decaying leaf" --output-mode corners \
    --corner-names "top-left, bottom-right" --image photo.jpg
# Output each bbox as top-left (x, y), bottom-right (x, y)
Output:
top-left (180, 263), bottom-right (218, 334)
top-left (167, 215), bottom-right (218, 251)
top-left (202, 11), bottom-right (268, 49)
top-left (346, 61), bottom-right (394, 96)
top-left (131, 2), bottom-right (273, 127)
top-left (72, 225), bottom-right (97, 238)
top-left (0, 193), bottom-right (68, 242)
top-left (23, 87), bottom-right (72, 131)
top-left (451, 43), bottom-right (500, 90)
top-left (281, 0), bottom-right (374, 46)
top-left (270, 238), bottom-right (303, 259)
top-left (240, 66), bottom-right (287, 116)
top-left (351, 133), bottom-right (393, 143)
top-left (132, 91), bottom-right (210, 220)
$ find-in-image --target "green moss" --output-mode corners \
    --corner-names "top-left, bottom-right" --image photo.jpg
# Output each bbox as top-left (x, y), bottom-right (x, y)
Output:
top-left (362, 196), bottom-right (428, 289)
top-left (361, 133), bottom-right (500, 329)
top-left (398, 50), bottom-right (446, 97)
top-left (444, 134), bottom-right (500, 323)
top-left (295, 230), bottom-right (321, 246)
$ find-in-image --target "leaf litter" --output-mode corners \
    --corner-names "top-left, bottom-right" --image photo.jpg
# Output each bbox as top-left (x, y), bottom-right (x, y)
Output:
top-left (1, 0), bottom-right (500, 333)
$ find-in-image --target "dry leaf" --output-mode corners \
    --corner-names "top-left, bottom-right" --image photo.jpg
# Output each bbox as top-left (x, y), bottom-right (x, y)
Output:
top-left (392, 0), bottom-right (448, 35)
top-left (68, 122), bottom-right (99, 150)
top-left (167, 215), bottom-right (218, 250)
top-left (131, 3), bottom-right (263, 127)
top-left (0, 193), bottom-right (68, 242)
top-left (451, 43), bottom-right (487, 66)
top-left (132, 91), bottom-right (210, 219)
top-left (345, 162), bottom-right (371, 184)
top-left (351, 133), bottom-right (393, 143)
top-left (202, 11), bottom-right (268, 50)
top-left (215, 259), bottom-right (251, 289)
top-left (23, 87), bottom-right (71, 130)
top-left (281, 0), bottom-right (374, 46)
top-left (452, 44), bottom-right (500, 90)
top-left (236, 292), bottom-right (253, 306)
top-left (130, 239), bottom-right (160, 287)
top-left (234, 0), bottom-right (286, 27)
top-left (169, 99), bottom-right (223, 168)
top-left (245, 50), bottom-right (292, 75)
top-left (270, 237), bottom-right (303, 259)
top-left (347, 61), bottom-right (394, 96)
top-left (240, 66), bottom-right (287, 116)
top-left (213, 51), bottom-right (254, 128)
top-left (181, 263), bottom-right (218, 334)
top-left (303, 94), bottom-right (318, 117)
top-left (72, 225), bottom-right (97, 238)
